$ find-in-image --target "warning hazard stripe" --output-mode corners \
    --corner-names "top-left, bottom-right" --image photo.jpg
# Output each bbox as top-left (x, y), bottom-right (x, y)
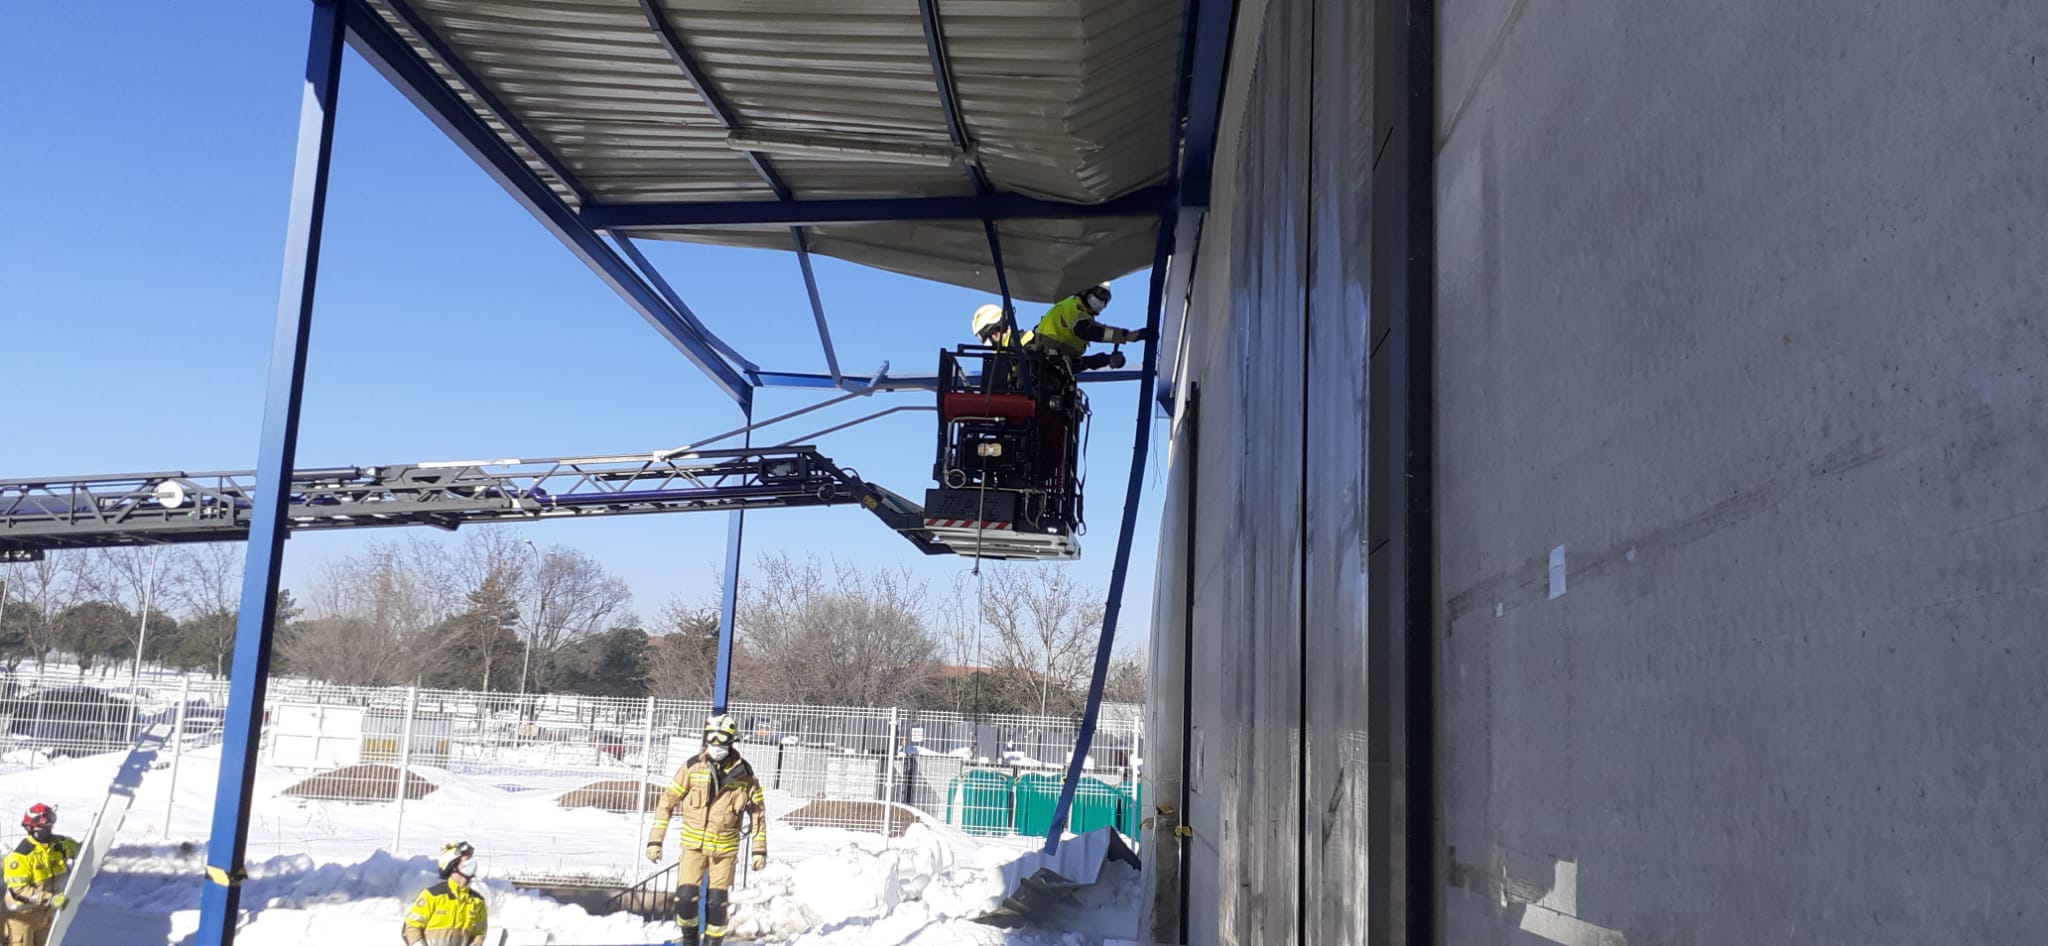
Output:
top-left (925, 518), bottom-right (1012, 529)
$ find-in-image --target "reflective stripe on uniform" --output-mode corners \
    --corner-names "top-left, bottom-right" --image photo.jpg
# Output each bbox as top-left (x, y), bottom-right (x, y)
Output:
top-left (403, 882), bottom-right (488, 944)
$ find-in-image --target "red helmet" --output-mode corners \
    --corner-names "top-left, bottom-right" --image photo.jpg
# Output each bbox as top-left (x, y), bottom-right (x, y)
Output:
top-left (21, 804), bottom-right (53, 830)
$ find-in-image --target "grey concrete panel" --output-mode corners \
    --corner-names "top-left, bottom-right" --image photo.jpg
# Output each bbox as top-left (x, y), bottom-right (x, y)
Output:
top-left (1435, 0), bottom-right (2048, 944)
top-left (1303, 0), bottom-right (1375, 943)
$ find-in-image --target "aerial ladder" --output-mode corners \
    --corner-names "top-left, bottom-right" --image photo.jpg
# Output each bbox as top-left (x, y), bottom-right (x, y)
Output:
top-left (0, 445), bottom-right (953, 557)
top-left (0, 349), bottom-right (1104, 560)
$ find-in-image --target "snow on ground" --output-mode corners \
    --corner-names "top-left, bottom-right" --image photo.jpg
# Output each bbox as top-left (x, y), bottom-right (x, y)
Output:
top-left (0, 746), bottom-right (1138, 945)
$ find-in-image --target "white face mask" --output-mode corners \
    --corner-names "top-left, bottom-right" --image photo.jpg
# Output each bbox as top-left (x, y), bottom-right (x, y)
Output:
top-left (707, 745), bottom-right (732, 762)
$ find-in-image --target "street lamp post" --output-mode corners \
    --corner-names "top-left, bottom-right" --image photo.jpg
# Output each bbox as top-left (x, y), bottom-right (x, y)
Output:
top-left (517, 539), bottom-right (542, 700)
top-left (132, 545), bottom-right (162, 694)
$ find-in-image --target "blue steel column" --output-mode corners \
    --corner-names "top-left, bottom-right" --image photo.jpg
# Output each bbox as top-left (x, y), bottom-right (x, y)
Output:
top-left (1042, 223), bottom-right (1175, 855)
top-left (709, 400), bottom-right (752, 715)
top-left (197, 1), bottom-right (344, 941)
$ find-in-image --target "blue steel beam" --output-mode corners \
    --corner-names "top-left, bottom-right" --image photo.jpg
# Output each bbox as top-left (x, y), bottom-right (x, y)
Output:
top-left (751, 369), bottom-right (1146, 391)
top-left (344, 2), bottom-right (752, 407)
top-left (915, 0), bottom-right (1022, 335)
top-left (577, 186), bottom-right (1171, 230)
top-left (635, 0), bottom-right (791, 200)
top-left (1175, 0), bottom-right (1239, 209)
top-left (1042, 200), bottom-right (1174, 855)
top-left (379, 0), bottom-right (588, 205)
top-left (1043, 0), bottom-right (1223, 857)
top-left (612, 234), bottom-right (761, 374)
top-left (198, 1), bottom-right (344, 941)
top-left (791, 229), bottom-right (843, 385)
top-left (710, 401), bottom-right (751, 716)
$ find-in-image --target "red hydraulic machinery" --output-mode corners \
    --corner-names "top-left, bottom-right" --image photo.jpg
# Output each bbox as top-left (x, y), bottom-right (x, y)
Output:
top-left (925, 344), bottom-right (1088, 560)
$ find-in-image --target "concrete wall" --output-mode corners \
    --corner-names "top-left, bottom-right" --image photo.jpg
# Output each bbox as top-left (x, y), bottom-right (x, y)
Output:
top-left (1151, 0), bottom-right (2046, 943)
top-left (1434, 1), bottom-right (2048, 943)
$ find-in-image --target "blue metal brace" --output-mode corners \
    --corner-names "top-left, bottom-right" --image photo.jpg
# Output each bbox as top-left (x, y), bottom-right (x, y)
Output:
top-left (346, 0), bottom-right (753, 408)
top-left (1042, 0), bottom-right (1231, 856)
top-left (710, 400), bottom-right (752, 715)
top-left (197, 1), bottom-right (345, 941)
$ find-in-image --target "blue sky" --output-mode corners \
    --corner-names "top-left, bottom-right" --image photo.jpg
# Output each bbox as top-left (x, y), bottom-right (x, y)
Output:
top-left (0, 6), bottom-right (1165, 654)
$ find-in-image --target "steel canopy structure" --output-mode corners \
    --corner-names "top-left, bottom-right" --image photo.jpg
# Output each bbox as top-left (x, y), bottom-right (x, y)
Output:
top-left (180, 0), bottom-right (1238, 940)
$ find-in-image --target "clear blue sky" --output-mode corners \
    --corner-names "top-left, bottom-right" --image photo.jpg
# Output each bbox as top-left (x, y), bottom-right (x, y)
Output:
top-left (0, 5), bottom-right (1165, 655)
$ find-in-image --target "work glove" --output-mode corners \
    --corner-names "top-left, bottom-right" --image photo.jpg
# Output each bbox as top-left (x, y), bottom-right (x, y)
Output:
top-left (750, 853), bottom-right (768, 871)
top-left (50, 893), bottom-right (67, 910)
top-left (645, 843), bottom-right (664, 863)
top-left (1110, 326), bottom-right (1155, 344)
top-left (1107, 352), bottom-right (1127, 369)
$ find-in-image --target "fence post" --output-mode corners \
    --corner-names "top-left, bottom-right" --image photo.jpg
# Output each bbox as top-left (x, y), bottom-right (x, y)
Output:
top-left (161, 676), bottom-right (191, 837)
top-left (635, 696), bottom-right (656, 861)
top-left (881, 707), bottom-right (900, 838)
top-left (391, 686), bottom-right (419, 852)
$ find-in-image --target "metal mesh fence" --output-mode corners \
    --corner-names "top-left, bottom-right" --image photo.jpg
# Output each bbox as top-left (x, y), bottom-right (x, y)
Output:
top-left (0, 664), bottom-right (1143, 871)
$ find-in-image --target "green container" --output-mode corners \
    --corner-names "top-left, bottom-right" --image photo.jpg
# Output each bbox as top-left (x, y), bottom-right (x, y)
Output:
top-left (1065, 776), bottom-right (1123, 835)
top-left (946, 769), bottom-right (1016, 836)
top-left (1114, 781), bottom-right (1143, 837)
top-left (1010, 773), bottom-right (1137, 838)
top-left (1010, 772), bottom-right (1062, 836)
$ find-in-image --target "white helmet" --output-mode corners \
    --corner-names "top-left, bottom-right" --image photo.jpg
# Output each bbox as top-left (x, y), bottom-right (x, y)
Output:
top-left (437, 840), bottom-right (475, 877)
top-left (1077, 283), bottom-right (1112, 315)
top-left (971, 304), bottom-right (1006, 341)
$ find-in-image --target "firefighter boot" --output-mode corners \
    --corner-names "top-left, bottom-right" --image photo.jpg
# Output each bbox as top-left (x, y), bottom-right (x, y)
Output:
top-left (667, 931), bottom-right (699, 946)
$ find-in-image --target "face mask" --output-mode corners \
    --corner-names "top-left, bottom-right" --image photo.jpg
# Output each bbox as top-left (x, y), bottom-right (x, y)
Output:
top-left (707, 745), bottom-right (732, 762)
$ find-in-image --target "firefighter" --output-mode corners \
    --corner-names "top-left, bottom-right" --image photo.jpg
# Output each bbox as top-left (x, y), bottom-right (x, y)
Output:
top-left (401, 841), bottom-right (488, 946)
top-left (970, 304), bottom-right (1027, 347)
top-left (646, 714), bottom-right (769, 946)
top-left (2, 804), bottom-right (77, 946)
top-left (1029, 283), bottom-right (1153, 370)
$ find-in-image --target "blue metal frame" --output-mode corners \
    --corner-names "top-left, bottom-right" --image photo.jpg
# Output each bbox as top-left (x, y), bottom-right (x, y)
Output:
top-left (346, 0), bottom-right (753, 408)
top-left (791, 229), bottom-right (843, 385)
top-left (710, 401), bottom-right (752, 715)
top-left (915, 0), bottom-right (1022, 333)
top-left (752, 368), bottom-right (1146, 391)
top-left (579, 187), bottom-right (1170, 230)
top-left (1042, 0), bottom-right (1234, 855)
top-left (1176, 0), bottom-right (1239, 209)
top-left (198, 1), bottom-right (345, 941)
top-left (612, 234), bottom-right (761, 374)
top-left (379, 0), bottom-right (588, 205)
top-left (634, 0), bottom-right (791, 201)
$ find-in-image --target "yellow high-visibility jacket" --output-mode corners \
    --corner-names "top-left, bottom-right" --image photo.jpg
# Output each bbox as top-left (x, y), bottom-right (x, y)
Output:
top-left (648, 754), bottom-right (768, 857)
top-left (1031, 297), bottom-right (1093, 356)
top-left (3, 835), bottom-right (76, 914)
top-left (402, 880), bottom-right (489, 946)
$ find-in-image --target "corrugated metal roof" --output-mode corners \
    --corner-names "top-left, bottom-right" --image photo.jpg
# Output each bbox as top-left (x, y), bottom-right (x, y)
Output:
top-left (364, 0), bottom-right (1180, 302)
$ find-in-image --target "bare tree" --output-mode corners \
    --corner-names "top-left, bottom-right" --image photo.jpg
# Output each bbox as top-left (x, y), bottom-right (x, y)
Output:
top-left (647, 595), bottom-right (719, 700)
top-left (980, 564), bottom-right (1103, 716)
top-left (738, 553), bottom-right (939, 707)
top-left (10, 552), bottom-right (97, 671)
top-left (85, 547), bottom-right (183, 676)
top-left (519, 546), bottom-right (633, 690)
top-left (1103, 650), bottom-right (1148, 705)
top-left (285, 538), bottom-right (467, 685)
top-left (167, 543), bottom-right (244, 678)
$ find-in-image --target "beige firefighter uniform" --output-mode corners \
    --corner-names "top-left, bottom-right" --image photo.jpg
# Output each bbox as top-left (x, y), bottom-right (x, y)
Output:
top-left (647, 753), bottom-right (768, 942)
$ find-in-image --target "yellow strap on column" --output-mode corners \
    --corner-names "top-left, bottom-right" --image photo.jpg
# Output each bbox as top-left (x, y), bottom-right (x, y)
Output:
top-left (1174, 825), bottom-right (1194, 838)
top-left (205, 864), bottom-right (246, 887)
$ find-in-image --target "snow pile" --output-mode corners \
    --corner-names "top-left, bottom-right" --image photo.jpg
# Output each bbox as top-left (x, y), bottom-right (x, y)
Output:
top-left (728, 822), bottom-right (1141, 945)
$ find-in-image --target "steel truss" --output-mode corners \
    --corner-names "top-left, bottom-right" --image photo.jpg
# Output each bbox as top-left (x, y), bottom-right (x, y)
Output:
top-left (0, 446), bottom-right (947, 556)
